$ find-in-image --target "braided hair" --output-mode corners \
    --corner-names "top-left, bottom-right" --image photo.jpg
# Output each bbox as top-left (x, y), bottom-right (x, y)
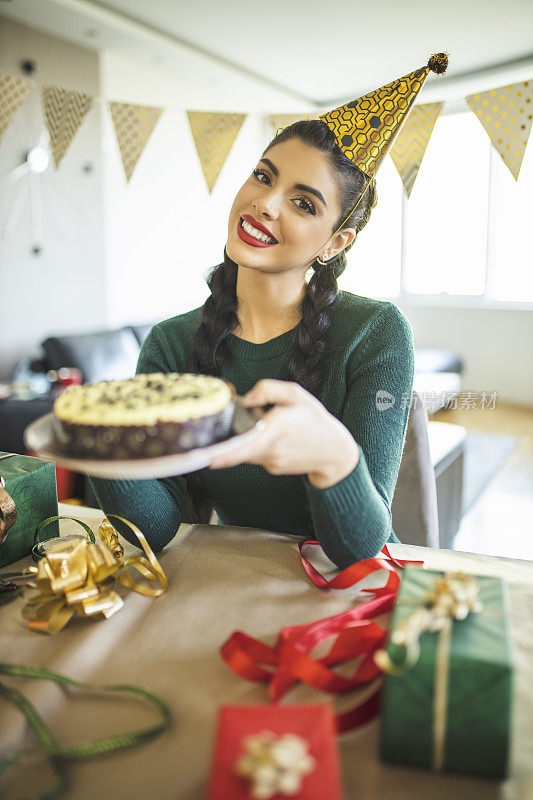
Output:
top-left (186, 119), bottom-right (378, 399)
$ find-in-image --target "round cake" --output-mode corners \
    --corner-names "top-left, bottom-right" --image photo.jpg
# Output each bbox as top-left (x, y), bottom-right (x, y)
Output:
top-left (52, 373), bottom-right (236, 459)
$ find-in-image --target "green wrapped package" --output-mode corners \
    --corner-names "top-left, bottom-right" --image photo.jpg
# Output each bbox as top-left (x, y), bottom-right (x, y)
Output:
top-left (379, 565), bottom-right (512, 779)
top-left (0, 452), bottom-right (59, 567)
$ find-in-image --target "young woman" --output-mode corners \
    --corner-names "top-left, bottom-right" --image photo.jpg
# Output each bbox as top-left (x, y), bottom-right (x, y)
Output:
top-left (90, 119), bottom-right (415, 569)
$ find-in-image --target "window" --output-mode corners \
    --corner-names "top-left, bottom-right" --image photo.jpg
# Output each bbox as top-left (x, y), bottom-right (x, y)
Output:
top-left (488, 133), bottom-right (533, 302)
top-left (404, 111), bottom-right (490, 296)
top-left (339, 108), bottom-right (532, 307)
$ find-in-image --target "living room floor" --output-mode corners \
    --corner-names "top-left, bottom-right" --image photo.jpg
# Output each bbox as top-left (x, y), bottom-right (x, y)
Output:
top-left (433, 402), bottom-right (533, 562)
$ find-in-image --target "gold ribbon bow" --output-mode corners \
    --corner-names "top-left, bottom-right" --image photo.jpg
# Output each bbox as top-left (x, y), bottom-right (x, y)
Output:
top-left (374, 571), bottom-right (483, 771)
top-left (375, 571), bottom-right (483, 673)
top-left (235, 731), bottom-right (315, 799)
top-left (22, 514), bottom-right (168, 634)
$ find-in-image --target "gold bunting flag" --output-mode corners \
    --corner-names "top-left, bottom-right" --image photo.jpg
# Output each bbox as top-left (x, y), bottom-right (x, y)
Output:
top-left (0, 70), bottom-right (32, 144)
top-left (389, 102), bottom-right (444, 197)
top-left (267, 112), bottom-right (316, 137)
top-left (466, 80), bottom-right (532, 180)
top-left (4, 53), bottom-right (529, 197)
top-left (40, 84), bottom-right (94, 169)
top-left (108, 101), bottom-right (163, 183)
top-left (187, 110), bottom-right (246, 193)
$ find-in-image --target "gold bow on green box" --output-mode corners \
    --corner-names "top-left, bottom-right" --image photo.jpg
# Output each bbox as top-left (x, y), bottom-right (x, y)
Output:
top-left (377, 565), bottom-right (513, 780)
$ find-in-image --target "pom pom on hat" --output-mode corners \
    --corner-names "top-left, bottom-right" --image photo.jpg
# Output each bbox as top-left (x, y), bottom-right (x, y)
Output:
top-left (427, 52), bottom-right (449, 75)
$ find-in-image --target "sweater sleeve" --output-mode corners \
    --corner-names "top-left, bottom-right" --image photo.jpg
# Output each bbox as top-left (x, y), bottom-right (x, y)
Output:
top-left (302, 303), bottom-right (415, 568)
top-left (88, 325), bottom-right (187, 552)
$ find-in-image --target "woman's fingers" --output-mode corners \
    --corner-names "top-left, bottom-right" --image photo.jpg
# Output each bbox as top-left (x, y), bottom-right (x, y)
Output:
top-left (209, 421), bottom-right (275, 469)
top-left (242, 379), bottom-right (305, 408)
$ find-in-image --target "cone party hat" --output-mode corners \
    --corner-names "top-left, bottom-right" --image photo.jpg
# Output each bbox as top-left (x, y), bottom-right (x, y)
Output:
top-left (315, 52), bottom-right (449, 254)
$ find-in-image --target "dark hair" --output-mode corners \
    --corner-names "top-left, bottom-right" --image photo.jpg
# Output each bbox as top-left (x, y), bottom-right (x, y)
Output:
top-left (186, 119), bottom-right (378, 398)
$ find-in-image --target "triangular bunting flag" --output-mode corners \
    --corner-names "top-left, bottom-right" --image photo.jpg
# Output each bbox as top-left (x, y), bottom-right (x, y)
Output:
top-left (267, 112), bottom-right (316, 137)
top-left (108, 101), bottom-right (163, 183)
top-left (187, 111), bottom-right (246, 193)
top-left (0, 71), bottom-right (32, 144)
top-left (40, 84), bottom-right (94, 169)
top-left (466, 80), bottom-right (532, 180)
top-left (389, 101), bottom-right (443, 197)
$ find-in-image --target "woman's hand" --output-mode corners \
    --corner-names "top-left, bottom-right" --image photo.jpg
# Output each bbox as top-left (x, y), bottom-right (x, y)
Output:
top-left (209, 379), bottom-right (360, 488)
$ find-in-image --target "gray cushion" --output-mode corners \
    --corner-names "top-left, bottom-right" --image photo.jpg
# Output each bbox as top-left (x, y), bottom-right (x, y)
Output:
top-left (127, 324), bottom-right (155, 347)
top-left (391, 391), bottom-right (440, 548)
top-left (415, 348), bottom-right (464, 375)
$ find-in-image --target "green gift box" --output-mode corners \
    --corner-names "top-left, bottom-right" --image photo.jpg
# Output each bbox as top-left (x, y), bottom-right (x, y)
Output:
top-left (379, 565), bottom-right (512, 780)
top-left (0, 452), bottom-right (59, 567)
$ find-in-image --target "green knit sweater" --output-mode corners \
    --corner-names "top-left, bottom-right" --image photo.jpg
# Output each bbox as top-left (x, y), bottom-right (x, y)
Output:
top-left (89, 290), bottom-right (415, 568)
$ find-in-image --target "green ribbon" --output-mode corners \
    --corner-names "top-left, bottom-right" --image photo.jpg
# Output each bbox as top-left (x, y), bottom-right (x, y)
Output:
top-left (0, 517), bottom-right (98, 605)
top-left (0, 662), bottom-right (171, 800)
top-left (32, 516), bottom-right (96, 562)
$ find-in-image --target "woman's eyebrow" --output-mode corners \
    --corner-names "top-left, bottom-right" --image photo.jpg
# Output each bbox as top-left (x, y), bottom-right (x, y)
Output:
top-left (259, 158), bottom-right (327, 208)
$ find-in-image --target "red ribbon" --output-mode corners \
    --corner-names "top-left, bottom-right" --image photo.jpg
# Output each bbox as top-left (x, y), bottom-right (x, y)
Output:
top-left (220, 539), bottom-right (424, 733)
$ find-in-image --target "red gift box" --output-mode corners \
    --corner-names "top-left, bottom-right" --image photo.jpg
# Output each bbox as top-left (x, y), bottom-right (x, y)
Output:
top-left (205, 703), bottom-right (343, 800)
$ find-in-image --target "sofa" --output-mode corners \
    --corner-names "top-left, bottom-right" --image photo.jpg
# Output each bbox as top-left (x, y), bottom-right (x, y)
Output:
top-left (0, 323), bottom-right (465, 548)
top-left (0, 324), bottom-right (153, 454)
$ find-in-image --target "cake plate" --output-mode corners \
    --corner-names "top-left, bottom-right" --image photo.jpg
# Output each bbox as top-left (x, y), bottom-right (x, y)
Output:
top-left (23, 398), bottom-right (266, 479)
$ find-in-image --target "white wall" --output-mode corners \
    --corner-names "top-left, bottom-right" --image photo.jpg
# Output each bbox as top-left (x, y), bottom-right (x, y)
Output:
top-left (97, 50), bottom-right (309, 328)
top-left (396, 303), bottom-right (533, 409)
top-left (0, 18), bottom-right (310, 376)
top-left (0, 17), bottom-right (106, 379)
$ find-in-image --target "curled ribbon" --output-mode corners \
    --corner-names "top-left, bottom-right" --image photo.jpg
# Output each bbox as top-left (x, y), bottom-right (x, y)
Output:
top-left (104, 513), bottom-right (168, 598)
top-left (22, 514), bottom-right (168, 634)
top-left (220, 539), bottom-right (424, 734)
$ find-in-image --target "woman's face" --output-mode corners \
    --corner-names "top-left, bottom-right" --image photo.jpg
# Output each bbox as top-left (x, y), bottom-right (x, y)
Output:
top-left (226, 138), bottom-right (354, 274)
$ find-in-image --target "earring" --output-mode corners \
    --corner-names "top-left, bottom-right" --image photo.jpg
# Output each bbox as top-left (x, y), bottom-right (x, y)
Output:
top-left (316, 253), bottom-right (329, 266)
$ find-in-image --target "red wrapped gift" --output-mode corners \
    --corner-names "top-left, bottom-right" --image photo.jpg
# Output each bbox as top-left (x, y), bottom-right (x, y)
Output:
top-left (205, 703), bottom-right (342, 799)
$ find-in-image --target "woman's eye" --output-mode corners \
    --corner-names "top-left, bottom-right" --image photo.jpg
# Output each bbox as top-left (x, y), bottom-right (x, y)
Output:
top-left (252, 168), bottom-right (270, 183)
top-left (294, 197), bottom-right (316, 215)
top-left (252, 169), bottom-right (316, 215)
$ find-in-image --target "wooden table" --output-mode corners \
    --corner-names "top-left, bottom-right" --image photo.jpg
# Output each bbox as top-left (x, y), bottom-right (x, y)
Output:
top-left (1, 503), bottom-right (532, 800)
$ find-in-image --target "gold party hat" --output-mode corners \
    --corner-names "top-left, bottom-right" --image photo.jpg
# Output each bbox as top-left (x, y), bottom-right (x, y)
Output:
top-left (316, 52), bottom-right (449, 251)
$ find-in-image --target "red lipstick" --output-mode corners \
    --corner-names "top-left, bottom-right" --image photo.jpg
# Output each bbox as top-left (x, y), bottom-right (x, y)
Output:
top-left (241, 215), bottom-right (277, 240)
top-left (237, 215), bottom-right (278, 248)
